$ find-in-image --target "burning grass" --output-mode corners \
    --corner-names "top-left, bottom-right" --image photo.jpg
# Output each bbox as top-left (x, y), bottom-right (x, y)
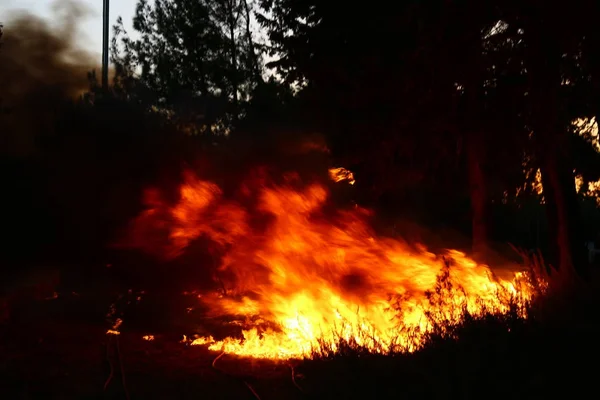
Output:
top-left (283, 252), bottom-right (598, 399)
top-left (103, 260), bottom-right (594, 399)
top-left (307, 262), bottom-right (535, 359)
top-left (5, 159), bottom-right (589, 398)
top-left (1, 255), bottom-right (597, 399)
top-left (113, 166), bottom-right (542, 361)
top-left (295, 273), bottom-right (599, 399)
top-left (186, 260), bottom-right (537, 360)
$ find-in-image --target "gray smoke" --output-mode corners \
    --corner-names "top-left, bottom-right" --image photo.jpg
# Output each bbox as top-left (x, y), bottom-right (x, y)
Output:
top-left (0, 0), bottom-right (98, 157)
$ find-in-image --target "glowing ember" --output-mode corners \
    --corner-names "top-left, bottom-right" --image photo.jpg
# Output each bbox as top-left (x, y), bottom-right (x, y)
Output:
top-left (106, 317), bottom-right (123, 336)
top-left (123, 168), bottom-right (534, 359)
top-left (329, 167), bottom-right (356, 185)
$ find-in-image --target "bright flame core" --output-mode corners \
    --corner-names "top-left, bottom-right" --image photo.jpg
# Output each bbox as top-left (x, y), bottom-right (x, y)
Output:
top-left (329, 167), bottom-right (356, 185)
top-left (123, 168), bottom-right (533, 359)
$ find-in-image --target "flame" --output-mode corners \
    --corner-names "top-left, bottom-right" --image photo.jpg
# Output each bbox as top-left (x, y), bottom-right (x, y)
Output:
top-left (576, 174), bottom-right (600, 206)
top-left (328, 167), bottom-right (356, 185)
top-left (529, 169), bottom-right (600, 206)
top-left (123, 168), bottom-right (534, 359)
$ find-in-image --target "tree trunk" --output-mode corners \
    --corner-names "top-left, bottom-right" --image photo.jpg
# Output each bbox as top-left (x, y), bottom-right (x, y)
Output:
top-left (227, 0), bottom-right (240, 107)
top-left (524, 15), bottom-right (587, 281)
top-left (464, 68), bottom-right (488, 257)
top-left (538, 147), bottom-right (585, 278)
top-left (582, 7), bottom-right (600, 157)
top-left (466, 130), bottom-right (488, 256)
top-left (459, 9), bottom-right (489, 257)
top-left (242, 0), bottom-right (262, 82)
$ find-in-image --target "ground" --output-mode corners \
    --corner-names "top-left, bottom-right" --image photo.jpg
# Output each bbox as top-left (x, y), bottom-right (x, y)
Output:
top-left (2, 266), bottom-right (600, 400)
top-left (0, 291), bottom-right (307, 400)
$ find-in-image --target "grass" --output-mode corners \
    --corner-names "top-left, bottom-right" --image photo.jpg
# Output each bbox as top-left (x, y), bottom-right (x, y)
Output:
top-left (296, 254), bottom-right (600, 399)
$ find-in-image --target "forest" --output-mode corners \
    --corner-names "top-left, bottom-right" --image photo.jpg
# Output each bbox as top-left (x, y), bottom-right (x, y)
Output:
top-left (1, 1), bottom-right (600, 399)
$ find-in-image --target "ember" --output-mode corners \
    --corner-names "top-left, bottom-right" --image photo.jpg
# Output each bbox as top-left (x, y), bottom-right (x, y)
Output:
top-left (328, 167), bottom-right (356, 185)
top-left (123, 168), bottom-right (535, 359)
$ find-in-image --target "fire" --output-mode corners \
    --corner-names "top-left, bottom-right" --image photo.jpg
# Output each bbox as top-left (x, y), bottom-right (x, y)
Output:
top-left (329, 167), bottom-right (356, 185)
top-left (123, 167), bottom-right (534, 359)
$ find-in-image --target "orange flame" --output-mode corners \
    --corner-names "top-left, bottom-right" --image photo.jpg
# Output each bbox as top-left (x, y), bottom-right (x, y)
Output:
top-left (124, 168), bottom-right (534, 359)
top-left (328, 167), bottom-right (356, 185)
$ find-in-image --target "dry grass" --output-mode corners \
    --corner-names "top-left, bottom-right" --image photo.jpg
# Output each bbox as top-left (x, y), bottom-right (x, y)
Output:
top-left (297, 254), bottom-right (600, 399)
top-left (1, 252), bottom-right (598, 399)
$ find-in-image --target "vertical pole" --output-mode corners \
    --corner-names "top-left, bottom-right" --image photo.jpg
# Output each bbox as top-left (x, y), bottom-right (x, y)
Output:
top-left (102, 0), bottom-right (110, 91)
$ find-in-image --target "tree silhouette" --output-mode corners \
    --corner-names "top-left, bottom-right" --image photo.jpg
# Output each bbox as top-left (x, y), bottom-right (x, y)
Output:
top-left (5, 0), bottom-right (600, 283)
top-left (111, 0), bottom-right (263, 134)
top-left (252, 0), bottom-right (600, 277)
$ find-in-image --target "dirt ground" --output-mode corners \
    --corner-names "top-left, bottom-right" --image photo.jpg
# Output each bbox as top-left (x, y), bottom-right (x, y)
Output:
top-left (0, 291), bottom-right (307, 400)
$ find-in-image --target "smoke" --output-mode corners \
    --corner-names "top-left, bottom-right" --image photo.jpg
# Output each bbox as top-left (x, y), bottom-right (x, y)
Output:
top-left (0, 0), bottom-right (97, 158)
top-left (0, 1), bottom-right (170, 267)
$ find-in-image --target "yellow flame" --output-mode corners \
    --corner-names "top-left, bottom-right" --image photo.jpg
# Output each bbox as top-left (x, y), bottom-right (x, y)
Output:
top-left (329, 167), bottom-right (356, 185)
top-left (124, 169), bottom-right (534, 359)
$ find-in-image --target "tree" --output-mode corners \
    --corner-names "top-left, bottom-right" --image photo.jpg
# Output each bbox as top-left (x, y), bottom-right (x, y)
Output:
top-left (256, 0), bottom-right (600, 269)
top-left (106, 0), bottom-right (600, 275)
top-left (440, 1), bottom-right (498, 256)
top-left (511, 3), bottom-right (586, 280)
top-left (256, 1), bottom-right (526, 245)
top-left (111, 0), bottom-right (263, 134)
top-left (256, 0), bottom-right (458, 206)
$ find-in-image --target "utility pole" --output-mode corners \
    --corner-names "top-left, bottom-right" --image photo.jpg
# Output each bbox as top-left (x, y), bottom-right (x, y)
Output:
top-left (102, 0), bottom-right (110, 91)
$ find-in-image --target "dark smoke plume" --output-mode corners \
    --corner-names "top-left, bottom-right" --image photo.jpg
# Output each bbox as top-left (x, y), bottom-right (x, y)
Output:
top-left (0, 0), bottom-right (97, 158)
top-left (0, 1), bottom-right (177, 268)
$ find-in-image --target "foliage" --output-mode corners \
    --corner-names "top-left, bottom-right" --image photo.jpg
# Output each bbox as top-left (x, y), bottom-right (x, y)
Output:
top-left (4, 0), bottom-right (600, 269)
top-left (111, 0), bottom-right (263, 135)
top-left (106, 1), bottom-right (600, 233)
